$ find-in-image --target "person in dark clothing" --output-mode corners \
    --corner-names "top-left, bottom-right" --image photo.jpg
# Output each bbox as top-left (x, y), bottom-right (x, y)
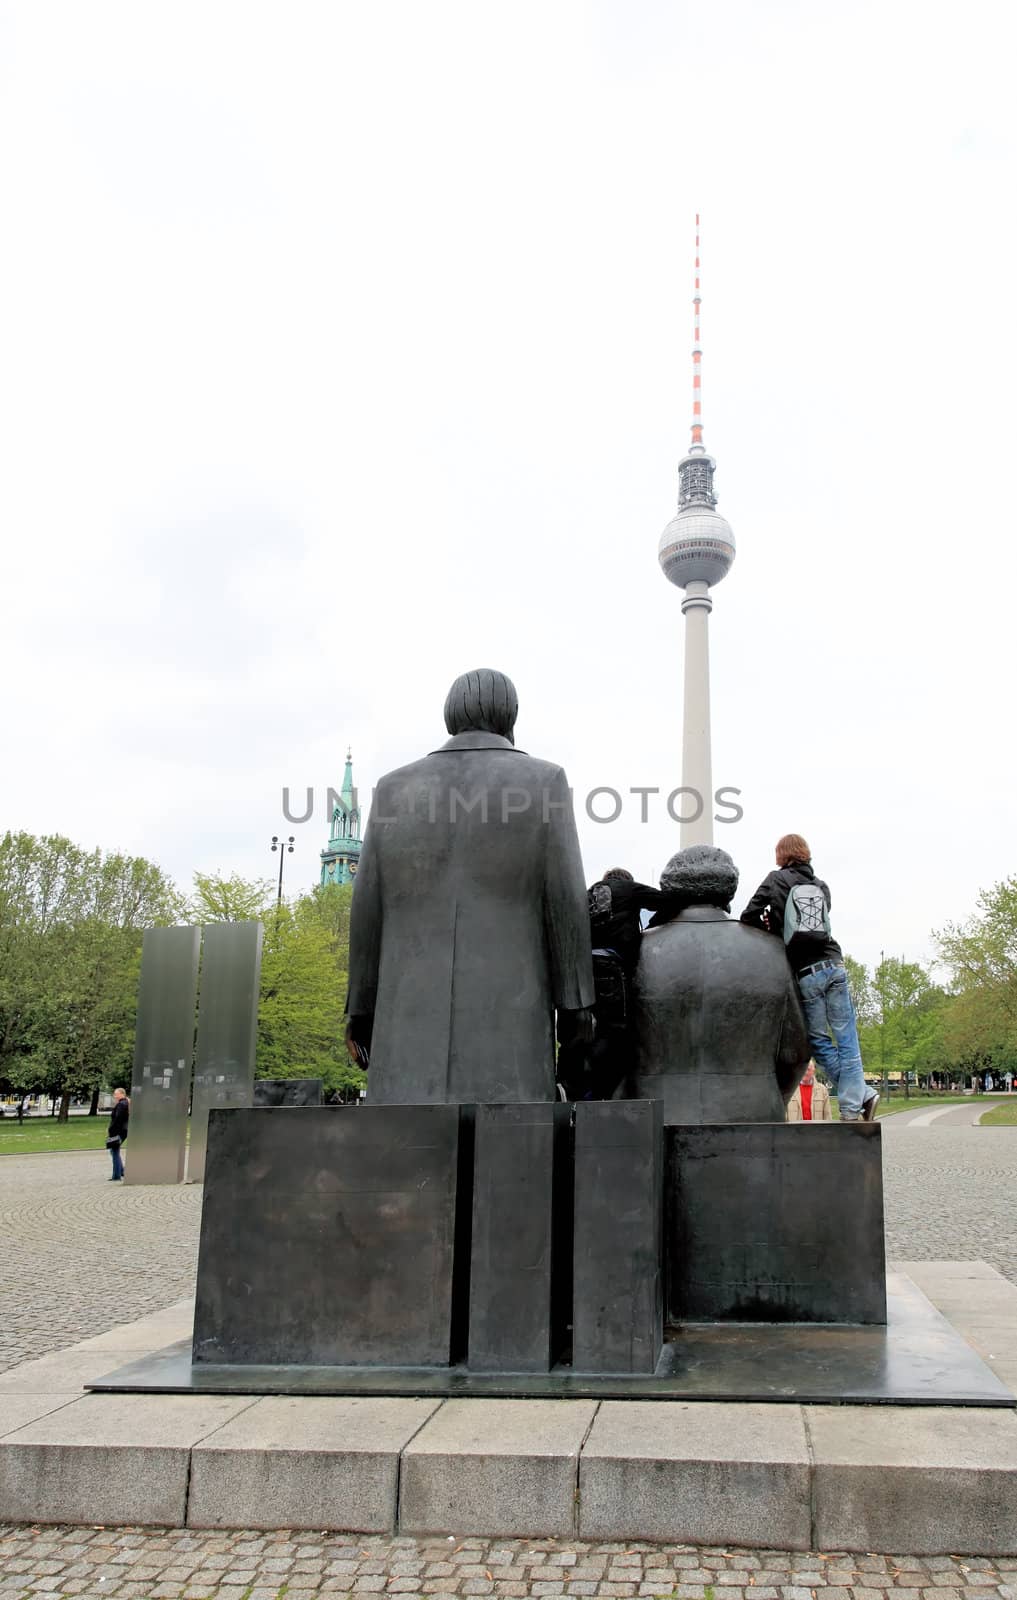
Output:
top-left (559, 869), bottom-right (664, 1100)
top-left (107, 1087), bottom-right (129, 1180)
top-left (739, 833), bottom-right (877, 1122)
top-left (587, 869), bottom-right (666, 974)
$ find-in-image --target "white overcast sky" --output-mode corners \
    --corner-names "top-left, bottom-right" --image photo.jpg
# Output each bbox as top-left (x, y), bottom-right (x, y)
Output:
top-left (2, 0), bottom-right (1015, 973)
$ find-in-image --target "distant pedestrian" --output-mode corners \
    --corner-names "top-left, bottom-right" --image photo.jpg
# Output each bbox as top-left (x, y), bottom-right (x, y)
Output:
top-left (106, 1088), bottom-right (129, 1181)
top-left (786, 1060), bottom-right (833, 1122)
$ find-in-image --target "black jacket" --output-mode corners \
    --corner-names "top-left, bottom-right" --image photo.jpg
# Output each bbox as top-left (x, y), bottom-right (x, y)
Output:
top-left (739, 861), bottom-right (842, 975)
top-left (588, 877), bottom-right (665, 970)
top-left (107, 1098), bottom-right (129, 1142)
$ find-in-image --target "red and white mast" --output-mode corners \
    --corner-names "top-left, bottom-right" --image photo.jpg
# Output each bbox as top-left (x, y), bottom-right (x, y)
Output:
top-left (691, 212), bottom-right (704, 451)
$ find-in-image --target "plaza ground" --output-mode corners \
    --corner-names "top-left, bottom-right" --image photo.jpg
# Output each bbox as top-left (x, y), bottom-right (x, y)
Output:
top-left (1, 1118), bottom-right (1016, 1594)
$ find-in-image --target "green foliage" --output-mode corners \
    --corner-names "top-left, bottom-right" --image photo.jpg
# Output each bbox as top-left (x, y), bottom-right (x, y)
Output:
top-left (0, 833), bottom-right (185, 1115)
top-left (251, 877), bottom-right (363, 1100)
top-left (843, 954), bottom-right (877, 1027)
top-left (935, 877), bottom-right (1017, 1070)
top-left (190, 870), bottom-right (273, 924)
top-left (846, 950), bottom-right (962, 1089)
top-left (980, 1100), bottom-right (1017, 1126)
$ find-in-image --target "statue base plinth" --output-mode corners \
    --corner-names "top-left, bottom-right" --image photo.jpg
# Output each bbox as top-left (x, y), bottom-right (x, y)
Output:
top-left (191, 1104), bottom-right (886, 1383)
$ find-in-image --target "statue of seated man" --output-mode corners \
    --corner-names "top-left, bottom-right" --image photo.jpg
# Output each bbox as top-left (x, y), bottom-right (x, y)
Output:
top-left (345, 668), bottom-right (594, 1104)
top-left (632, 845), bottom-right (809, 1123)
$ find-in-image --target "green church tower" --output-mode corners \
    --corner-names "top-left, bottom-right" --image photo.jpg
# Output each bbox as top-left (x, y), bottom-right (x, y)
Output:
top-left (320, 749), bottom-right (362, 886)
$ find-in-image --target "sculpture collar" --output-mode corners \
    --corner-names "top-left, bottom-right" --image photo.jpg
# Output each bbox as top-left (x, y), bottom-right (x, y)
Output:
top-left (431, 732), bottom-right (526, 753)
top-left (673, 904), bottom-right (730, 922)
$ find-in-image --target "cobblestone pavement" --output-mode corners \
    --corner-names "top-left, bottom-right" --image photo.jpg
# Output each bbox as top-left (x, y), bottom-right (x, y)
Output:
top-left (880, 1124), bottom-right (1017, 1287)
top-left (0, 1151), bottom-right (202, 1374)
top-left (0, 1526), bottom-right (1015, 1600)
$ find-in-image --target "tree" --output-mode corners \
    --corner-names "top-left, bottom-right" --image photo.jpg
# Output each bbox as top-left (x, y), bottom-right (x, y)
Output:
top-left (843, 955), bottom-right (877, 1028)
top-left (256, 891), bottom-right (363, 1100)
top-left (189, 871), bottom-right (272, 924)
top-left (935, 878), bottom-right (1017, 1071)
top-left (871, 955), bottom-right (935, 1097)
top-left (0, 833), bottom-right (184, 1119)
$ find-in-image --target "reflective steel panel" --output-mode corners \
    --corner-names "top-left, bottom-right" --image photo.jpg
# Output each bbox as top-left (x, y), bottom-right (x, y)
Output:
top-left (125, 926), bottom-right (201, 1186)
top-left (187, 920), bottom-right (264, 1183)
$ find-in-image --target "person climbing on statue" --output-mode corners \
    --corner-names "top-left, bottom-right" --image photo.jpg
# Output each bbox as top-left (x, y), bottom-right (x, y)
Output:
top-left (558, 868), bottom-right (665, 1100)
top-left (739, 833), bottom-right (878, 1123)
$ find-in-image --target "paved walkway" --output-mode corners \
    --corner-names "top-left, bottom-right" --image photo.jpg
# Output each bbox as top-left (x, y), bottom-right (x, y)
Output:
top-left (879, 1122), bottom-right (1017, 1287)
top-left (0, 1150), bottom-right (202, 1375)
top-left (0, 1526), bottom-right (1015, 1600)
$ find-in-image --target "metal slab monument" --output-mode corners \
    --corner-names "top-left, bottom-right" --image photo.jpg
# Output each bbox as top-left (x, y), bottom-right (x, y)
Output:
top-left (125, 926), bottom-right (201, 1186)
top-left (187, 919), bottom-right (264, 1183)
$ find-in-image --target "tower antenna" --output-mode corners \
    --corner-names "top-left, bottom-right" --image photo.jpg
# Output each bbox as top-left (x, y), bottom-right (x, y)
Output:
top-left (657, 211), bottom-right (736, 848)
top-left (691, 213), bottom-right (703, 452)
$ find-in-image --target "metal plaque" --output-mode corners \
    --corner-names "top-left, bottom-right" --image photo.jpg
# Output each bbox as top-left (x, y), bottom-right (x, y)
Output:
top-left (125, 926), bottom-right (201, 1186)
top-left (187, 921), bottom-right (264, 1183)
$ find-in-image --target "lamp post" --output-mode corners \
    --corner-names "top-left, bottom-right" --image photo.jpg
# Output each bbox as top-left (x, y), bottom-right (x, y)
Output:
top-left (271, 835), bottom-right (295, 905)
top-left (878, 948), bottom-right (888, 1100)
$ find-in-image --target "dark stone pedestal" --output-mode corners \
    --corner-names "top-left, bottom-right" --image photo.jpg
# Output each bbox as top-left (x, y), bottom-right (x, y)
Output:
top-left (468, 1103), bottom-right (571, 1372)
top-left (667, 1122), bottom-right (887, 1325)
top-left (573, 1100), bottom-right (663, 1373)
top-left (192, 1105), bottom-right (468, 1366)
top-left (252, 1078), bottom-right (323, 1107)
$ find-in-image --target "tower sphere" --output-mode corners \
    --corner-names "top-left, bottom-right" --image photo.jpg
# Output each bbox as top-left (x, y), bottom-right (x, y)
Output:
top-left (658, 504), bottom-right (736, 589)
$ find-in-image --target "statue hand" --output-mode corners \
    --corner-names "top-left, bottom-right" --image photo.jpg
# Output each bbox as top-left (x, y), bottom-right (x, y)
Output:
top-left (345, 1014), bottom-right (373, 1069)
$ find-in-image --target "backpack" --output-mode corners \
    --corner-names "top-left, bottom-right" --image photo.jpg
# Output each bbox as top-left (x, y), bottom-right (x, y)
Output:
top-left (588, 882), bottom-right (613, 932)
top-left (782, 880), bottom-right (831, 945)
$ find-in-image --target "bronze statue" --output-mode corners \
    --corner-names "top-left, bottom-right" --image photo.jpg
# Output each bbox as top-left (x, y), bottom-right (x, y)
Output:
top-left (346, 669), bottom-right (594, 1103)
top-left (632, 845), bottom-right (809, 1122)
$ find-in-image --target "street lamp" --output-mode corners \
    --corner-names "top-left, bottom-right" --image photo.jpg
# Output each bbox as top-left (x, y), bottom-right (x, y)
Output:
top-left (878, 947), bottom-right (888, 1100)
top-left (271, 835), bottom-right (295, 904)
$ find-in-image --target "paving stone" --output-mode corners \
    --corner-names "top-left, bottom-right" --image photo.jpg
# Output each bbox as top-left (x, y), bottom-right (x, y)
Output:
top-left (0, 1393), bottom-right (257, 1526)
top-left (807, 1405), bottom-right (1017, 1555)
top-left (579, 1402), bottom-right (811, 1548)
top-left (400, 1400), bottom-right (598, 1539)
top-left (188, 1394), bottom-right (441, 1533)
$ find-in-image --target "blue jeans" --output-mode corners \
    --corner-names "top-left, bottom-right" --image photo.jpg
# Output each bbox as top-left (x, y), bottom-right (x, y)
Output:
top-left (110, 1142), bottom-right (124, 1179)
top-left (798, 964), bottom-right (866, 1119)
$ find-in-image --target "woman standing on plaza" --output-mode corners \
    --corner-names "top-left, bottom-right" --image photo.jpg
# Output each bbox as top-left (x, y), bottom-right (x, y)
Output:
top-left (106, 1087), bottom-right (129, 1181)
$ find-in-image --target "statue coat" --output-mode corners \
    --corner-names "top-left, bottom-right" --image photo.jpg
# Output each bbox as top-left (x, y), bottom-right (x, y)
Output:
top-left (633, 906), bottom-right (810, 1123)
top-left (347, 731), bottom-right (594, 1104)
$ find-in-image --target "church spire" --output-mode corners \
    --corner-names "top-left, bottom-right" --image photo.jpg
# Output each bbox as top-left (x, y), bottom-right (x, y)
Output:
top-left (341, 747), bottom-right (355, 810)
top-left (320, 746), bottom-right (363, 887)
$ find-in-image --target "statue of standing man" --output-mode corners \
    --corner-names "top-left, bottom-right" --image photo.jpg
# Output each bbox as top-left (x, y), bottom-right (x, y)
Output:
top-left (346, 669), bottom-right (595, 1104)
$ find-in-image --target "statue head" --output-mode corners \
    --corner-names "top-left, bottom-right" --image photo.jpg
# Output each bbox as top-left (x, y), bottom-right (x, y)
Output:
top-left (443, 669), bottom-right (518, 742)
top-left (660, 845), bottom-right (739, 912)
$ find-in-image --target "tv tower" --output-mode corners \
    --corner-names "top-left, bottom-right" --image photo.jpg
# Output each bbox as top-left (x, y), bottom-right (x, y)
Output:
top-left (658, 216), bottom-right (736, 847)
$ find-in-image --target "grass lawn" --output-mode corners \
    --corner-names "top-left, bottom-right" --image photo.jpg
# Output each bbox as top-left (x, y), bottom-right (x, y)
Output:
top-left (0, 1118), bottom-right (109, 1155)
top-left (979, 1100), bottom-right (1017, 1126)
